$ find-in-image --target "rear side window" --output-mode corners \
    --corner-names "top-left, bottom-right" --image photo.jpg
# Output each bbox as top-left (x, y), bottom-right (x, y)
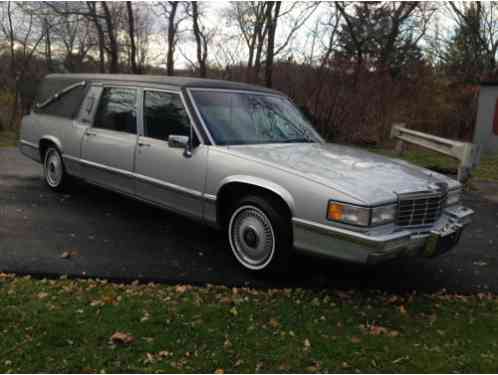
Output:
top-left (94, 87), bottom-right (137, 134)
top-left (34, 79), bottom-right (87, 119)
top-left (143, 91), bottom-right (190, 141)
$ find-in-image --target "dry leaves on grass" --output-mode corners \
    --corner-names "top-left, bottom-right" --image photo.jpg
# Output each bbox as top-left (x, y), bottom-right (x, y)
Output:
top-left (175, 285), bottom-right (192, 294)
top-left (304, 338), bottom-right (311, 351)
top-left (110, 331), bottom-right (135, 345)
top-left (37, 292), bottom-right (49, 300)
top-left (269, 318), bottom-right (280, 328)
top-left (362, 324), bottom-right (400, 337)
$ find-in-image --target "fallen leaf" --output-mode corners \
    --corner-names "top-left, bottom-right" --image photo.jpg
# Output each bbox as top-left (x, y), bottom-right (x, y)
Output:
top-left (269, 318), bottom-right (280, 328)
top-left (214, 369), bottom-right (224, 374)
top-left (399, 305), bottom-right (407, 315)
top-left (110, 331), bottom-right (134, 344)
top-left (176, 285), bottom-right (187, 293)
top-left (304, 338), bottom-right (311, 349)
top-left (37, 292), bottom-right (49, 300)
top-left (351, 336), bottom-right (361, 343)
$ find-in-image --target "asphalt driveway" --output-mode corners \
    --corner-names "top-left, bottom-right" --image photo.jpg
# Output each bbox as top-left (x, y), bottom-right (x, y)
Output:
top-left (1, 147), bottom-right (497, 293)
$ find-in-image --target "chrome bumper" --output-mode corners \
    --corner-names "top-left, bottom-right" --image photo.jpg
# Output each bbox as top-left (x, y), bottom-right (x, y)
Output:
top-left (292, 205), bottom-right (474, 264)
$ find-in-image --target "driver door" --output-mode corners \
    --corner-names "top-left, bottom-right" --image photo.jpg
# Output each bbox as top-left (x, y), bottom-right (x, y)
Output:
top-left (134, 89), bottom-right (207, 219)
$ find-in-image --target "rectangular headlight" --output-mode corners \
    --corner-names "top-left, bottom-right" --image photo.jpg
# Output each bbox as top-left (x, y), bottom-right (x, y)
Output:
top-left (371, 204), bottom-right (397, 226)
top-left (327, 202), bottom-right (371, 226)
top-left (446, 188), bottom-right (462, 206)
top-left (327, 201), bottom-right (397, 227)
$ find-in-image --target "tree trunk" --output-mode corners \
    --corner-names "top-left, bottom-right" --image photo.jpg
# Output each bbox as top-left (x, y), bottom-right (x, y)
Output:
top-left (126, 2), bottom-right (139, 73)
top-left (166, 2), bottom-right (178, 76)
top-left (86, 2), bottom-right (106, 73)
top-left (192, 2), bottom-right (207, 78)
top-left (44, 18), bottom-right (54, 73)
top-left (7, 1), bottom-right (17, 129)
top-left (265, 2), bottom-right (280, 88)
top-left (101, 1), bottom-right (119, 73)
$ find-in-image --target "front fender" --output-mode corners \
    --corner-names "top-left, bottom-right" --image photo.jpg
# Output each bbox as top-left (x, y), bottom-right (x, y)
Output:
top-left (217, 175), bottom-right (296, 214)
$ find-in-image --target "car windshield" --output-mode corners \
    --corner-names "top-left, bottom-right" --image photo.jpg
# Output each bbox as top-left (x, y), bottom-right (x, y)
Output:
top-left (190, 90), bottom-right (320, 145)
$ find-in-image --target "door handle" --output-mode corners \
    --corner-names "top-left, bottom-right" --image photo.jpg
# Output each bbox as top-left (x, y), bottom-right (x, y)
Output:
top-left (85, 131), bottom-right (97, 137)
top-left (138, 141), bottom-right (151, 147)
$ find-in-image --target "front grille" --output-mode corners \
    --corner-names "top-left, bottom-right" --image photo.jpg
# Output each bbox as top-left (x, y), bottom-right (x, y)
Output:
top-left (396, 192), bottom-right (446, 226)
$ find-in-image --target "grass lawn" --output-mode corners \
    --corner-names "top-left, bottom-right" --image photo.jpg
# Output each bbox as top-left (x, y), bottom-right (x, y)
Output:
top-left (0, 130), bottom-right (17, 148)
top-left (1, 275), bottom-right (498, 373)
top-left (370, 146), bottom-right (498, 182)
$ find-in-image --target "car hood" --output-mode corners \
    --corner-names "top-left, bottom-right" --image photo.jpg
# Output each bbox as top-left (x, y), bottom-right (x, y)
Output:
top-left (224, 143), bottom-right (459, 204)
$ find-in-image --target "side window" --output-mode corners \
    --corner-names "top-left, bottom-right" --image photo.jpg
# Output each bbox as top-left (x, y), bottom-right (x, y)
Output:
top-left (77, 86), bottom-right (101, 124)
top-left (143, 91), bottom-right (190, 141)
top-left (94, 87), bottom-right (137, 134)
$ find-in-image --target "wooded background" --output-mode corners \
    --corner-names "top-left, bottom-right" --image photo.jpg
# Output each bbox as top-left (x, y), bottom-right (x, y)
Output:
top-left (0, 1), bottom-right (495, 146)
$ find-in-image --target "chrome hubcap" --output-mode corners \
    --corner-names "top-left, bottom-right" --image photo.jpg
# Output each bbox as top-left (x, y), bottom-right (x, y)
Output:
top-left (229, 205), bottom-right (275, 270)
top-left (45, 149), bottom-right (62, 187)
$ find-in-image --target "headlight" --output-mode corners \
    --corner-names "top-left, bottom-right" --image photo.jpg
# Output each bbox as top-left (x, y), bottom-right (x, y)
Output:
top-left (371, 204), bottom-right (397, 226)
top-left (327, 201), bottom-right (396, 227)
top-left (446, 188), bottom-right (462, 206)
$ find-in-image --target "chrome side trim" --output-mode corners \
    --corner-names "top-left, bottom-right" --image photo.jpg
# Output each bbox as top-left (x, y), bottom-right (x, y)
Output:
top-left (69, 156), bottom-right (135, 179)
top-left (134, 172), bottom-right (202, 198)
top-left (20, 139), bottom-right (38, 149)
top-left (62, 154), bottom-right (80, 163)
top-left (203, 193), bottom-right (217, 202)
top-left (83, 177), bottom-right (205, 224)
top-left (62, 155), bottom-right (203, 199)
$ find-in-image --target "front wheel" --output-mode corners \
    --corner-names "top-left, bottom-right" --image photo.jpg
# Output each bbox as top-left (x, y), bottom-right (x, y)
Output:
top-left (43, 147), bottom-right (68, 192)
top-left (227, 195), bottom-right (292, 273)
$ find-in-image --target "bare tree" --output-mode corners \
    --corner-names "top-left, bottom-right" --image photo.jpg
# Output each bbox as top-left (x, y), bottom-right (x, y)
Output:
top-left (447, 1), bottom-right (498, 75)
top-left (336, 2), bottom-right (434, 74)
top-left (228, 2), bottom-right (317, 86)
top-left (126, 1), bottom-right (139, 73)
top-left (157, 2), bottom-right (188, 76)
top-left (0, 2), bottom-right (46, 128)
top-left (191, 2), bottom-right (214, 78)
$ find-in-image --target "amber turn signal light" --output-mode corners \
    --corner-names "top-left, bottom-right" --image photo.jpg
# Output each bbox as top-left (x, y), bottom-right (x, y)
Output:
top-left (327, 202), bottom-right (344, 221)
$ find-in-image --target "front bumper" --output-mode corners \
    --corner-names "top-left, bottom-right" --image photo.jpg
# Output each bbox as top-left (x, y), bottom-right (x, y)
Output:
top-left (292, 205), bottom-right (474, 264)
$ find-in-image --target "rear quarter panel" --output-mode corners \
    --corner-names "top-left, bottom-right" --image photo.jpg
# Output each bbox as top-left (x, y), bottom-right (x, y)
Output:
top-left (19, 113), bottom-right (84, 176)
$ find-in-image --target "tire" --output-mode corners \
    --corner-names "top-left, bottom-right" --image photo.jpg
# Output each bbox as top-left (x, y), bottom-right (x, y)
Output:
top-left (43, 146), bottom-right (68, 192)
top-left (227, 195), bottom-right (292, 274)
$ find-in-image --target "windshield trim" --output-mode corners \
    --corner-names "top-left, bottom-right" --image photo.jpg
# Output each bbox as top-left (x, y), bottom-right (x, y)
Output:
top-left (186, 87), bottom-right (323, 146)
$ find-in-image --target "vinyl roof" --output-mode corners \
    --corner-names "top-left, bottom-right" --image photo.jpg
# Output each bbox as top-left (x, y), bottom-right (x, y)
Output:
top-left (46, 74), bottom-right (281, 94)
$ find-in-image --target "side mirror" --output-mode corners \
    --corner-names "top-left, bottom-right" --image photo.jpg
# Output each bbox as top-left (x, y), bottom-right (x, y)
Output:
top-left (168, 134), bottom-right (192, 157)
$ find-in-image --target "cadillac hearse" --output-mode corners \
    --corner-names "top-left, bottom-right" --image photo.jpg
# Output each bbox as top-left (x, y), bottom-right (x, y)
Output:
top-left (19, 74), bottom-right (474, 273)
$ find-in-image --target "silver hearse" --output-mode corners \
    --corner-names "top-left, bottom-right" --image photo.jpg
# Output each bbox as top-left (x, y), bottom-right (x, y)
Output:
top-left (20, 74), bottom-right (474, 273)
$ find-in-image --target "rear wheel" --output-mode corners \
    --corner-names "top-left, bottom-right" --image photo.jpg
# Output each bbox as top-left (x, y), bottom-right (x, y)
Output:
top-left (43, 147), bottom-right (68, 192)
top-left (227, 195), bottom-right (292, 273)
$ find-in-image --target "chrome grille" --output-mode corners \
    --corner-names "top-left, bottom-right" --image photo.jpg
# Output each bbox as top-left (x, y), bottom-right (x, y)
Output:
top-left (396, 192), bottom-right (446, 227)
